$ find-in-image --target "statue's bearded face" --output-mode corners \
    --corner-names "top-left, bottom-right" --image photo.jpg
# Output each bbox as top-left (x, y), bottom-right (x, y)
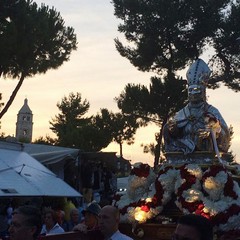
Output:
top-left (188, 85), bottom-right (205, 103)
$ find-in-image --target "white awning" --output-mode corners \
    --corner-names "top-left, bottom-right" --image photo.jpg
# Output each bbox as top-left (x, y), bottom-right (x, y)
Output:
top-left (23, 143), bottom-right (80, 165)
top-left (0, 142), bottom-right (81, 197)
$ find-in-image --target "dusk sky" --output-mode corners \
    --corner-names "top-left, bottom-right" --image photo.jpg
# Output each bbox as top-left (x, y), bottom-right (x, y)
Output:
top-left (1, 0), bottom-right (240, 166)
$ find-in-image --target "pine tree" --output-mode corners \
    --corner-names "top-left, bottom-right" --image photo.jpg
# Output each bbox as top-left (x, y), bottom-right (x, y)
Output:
top-left (0, 0), bottom-right (77, 118)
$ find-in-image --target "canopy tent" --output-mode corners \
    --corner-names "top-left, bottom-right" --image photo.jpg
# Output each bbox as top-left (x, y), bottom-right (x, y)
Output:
top-left (23, 143), bottom-right (80, 165)
top-left (0, 141), bottom-right (81, 197)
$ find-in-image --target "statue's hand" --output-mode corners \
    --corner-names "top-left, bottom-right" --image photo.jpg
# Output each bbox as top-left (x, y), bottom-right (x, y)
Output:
top-left (205, 113), bottom-right (221, 133)
top-left (210, 120), bottom-right (221, 133)
top-left (197, 129), bottom-right (210, 139)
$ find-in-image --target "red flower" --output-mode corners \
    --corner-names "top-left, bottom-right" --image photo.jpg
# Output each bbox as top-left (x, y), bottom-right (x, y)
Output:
top-left (141, 205), bottom-right (150, 212)
top-left (202, 165), bottom-right (226, 180)
top-left (224, 175), bottom-right (238, 199)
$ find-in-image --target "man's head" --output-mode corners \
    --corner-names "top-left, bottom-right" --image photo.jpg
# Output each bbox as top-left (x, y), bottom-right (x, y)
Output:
top-left (82, 202), bottom-right (101, 229)
top-left (70, 208), bottom-right (79, 224)
top-left (43, 209), bottom-right (58, 229)
top-left (172, 214), bottom-right (213, 240)
top-left (8, 205), bottom-right (42, 240)
top-left (99, 205), bottom-right (119, 238)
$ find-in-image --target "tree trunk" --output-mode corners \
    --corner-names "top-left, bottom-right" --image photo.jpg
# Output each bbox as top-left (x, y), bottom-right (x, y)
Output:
top-left (0, 73), bottom-right (25, 119)
top-left (154, 117), bottom-right (167, 169)
top-left (119, 142), bottom-right (123, 158)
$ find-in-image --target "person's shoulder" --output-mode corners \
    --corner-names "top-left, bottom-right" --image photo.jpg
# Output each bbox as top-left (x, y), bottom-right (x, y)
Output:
top-left (120, 235), bottom-right (133, 240)
top-left (113, 231), bottom-right (133, 240)
top-left (40, 224), bottom-right (47, 234)
top-left (121, 234), bottom-right (133, 240)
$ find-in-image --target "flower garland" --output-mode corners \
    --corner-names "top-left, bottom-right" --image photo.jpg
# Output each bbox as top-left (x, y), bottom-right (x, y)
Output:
top-left (113, 162), bottom-right (240, 233)
top-left (175, 164), bottom-right (204, 216)
top-left (112, 162), bottom-right (160, 223)
top-left (174, 164), bottom-right (240, 232)
top-left (156, 165), bottom-right (178, 206)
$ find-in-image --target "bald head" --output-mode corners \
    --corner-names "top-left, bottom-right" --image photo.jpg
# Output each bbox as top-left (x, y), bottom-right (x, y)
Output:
top-left (103, 206), bottom-right (119, 218)
top-left (99, 205), bottom-right (120, 238)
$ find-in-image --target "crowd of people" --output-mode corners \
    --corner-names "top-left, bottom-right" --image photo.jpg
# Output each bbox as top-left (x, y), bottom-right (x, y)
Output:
top-left (1, 198), bottom-right (236, 240)
top-left (0, 159), bottom-right (121, 240)
top-left (4, 202), bottom-right (134, 240)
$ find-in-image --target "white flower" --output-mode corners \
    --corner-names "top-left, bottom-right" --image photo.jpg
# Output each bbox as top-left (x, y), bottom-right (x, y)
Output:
top-left (127, 206), bottom-right (161, 224)
top-left (127, 166), bottom-right (155, 201)
top-left (175, 175), bottom-right (184, 191)
top-left (183, 188), bottom-right (202, 203)
top-left (203, 171), bottom-right (227, 201)
top-left (202, 199), bottom-right (228, 216)
top-left (158, 168), bottom-right (178, 203)
top-left (203, 177), bottom-right (222, 201)
top-left (186, 164), bottom-right (202, 179)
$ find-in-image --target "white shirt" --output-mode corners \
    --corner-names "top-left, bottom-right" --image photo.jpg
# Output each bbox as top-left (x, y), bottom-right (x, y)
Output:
top-left (40, 223), bottom-right (65, 235)
top-left (109, 230), bottom-right (133, 240)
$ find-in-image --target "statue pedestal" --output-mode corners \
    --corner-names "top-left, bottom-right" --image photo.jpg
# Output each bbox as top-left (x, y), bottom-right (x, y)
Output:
top-left (164, 151), bottom-right (233, 165)
top-left (165, 151), bottom-right (215, 164)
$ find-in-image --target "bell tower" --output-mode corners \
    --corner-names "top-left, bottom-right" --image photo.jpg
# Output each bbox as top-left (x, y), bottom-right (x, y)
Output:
top-left (16, 98), bottom-right (33, 142)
